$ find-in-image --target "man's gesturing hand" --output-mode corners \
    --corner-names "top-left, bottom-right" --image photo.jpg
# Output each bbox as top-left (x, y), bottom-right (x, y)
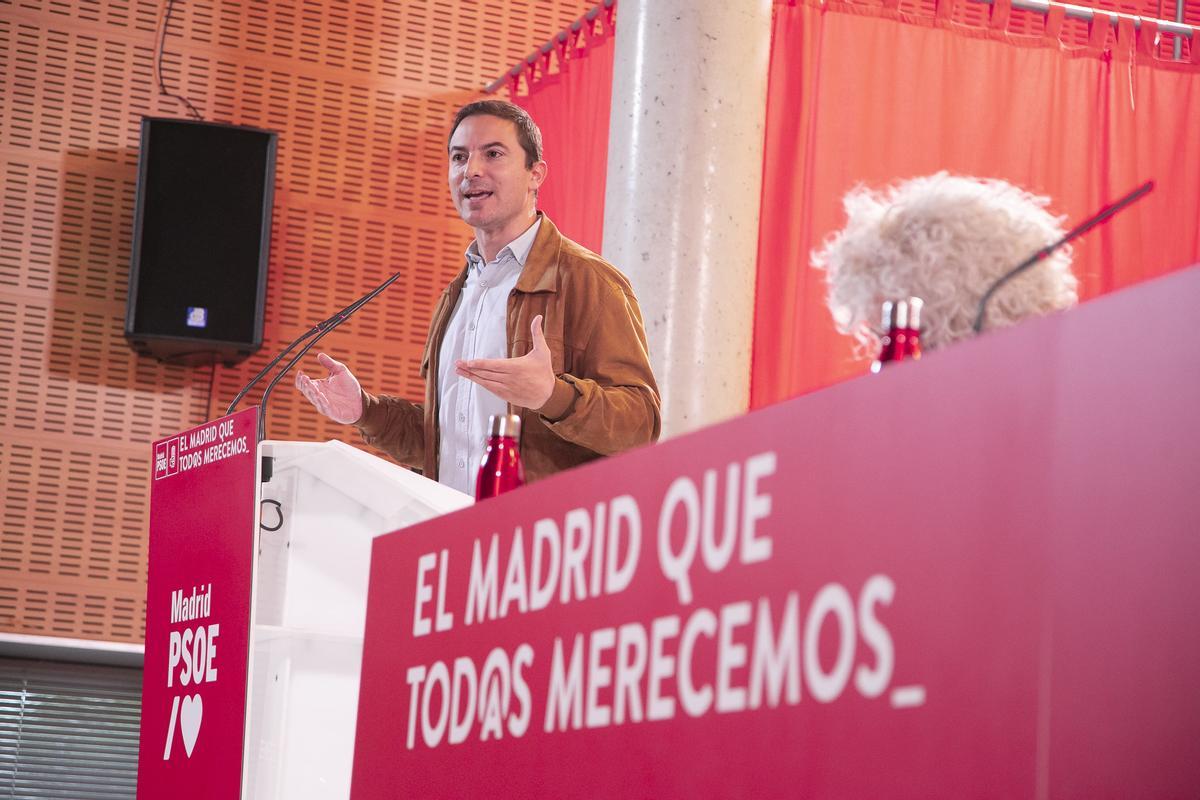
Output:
top-left (295, 352), bottom-right (364, 424)
top-left (456, 315), bottom-right (555, 410)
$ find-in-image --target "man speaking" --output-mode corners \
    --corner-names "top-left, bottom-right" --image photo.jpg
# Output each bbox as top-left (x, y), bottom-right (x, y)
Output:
top-left (295, 100), bottom-right (661, 491)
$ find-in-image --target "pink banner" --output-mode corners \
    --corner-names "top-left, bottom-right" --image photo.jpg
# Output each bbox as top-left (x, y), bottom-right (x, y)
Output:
top-left (137, 408), bottom-right (258, 799)
top-left (352, 270), bottom-right (1200, 797)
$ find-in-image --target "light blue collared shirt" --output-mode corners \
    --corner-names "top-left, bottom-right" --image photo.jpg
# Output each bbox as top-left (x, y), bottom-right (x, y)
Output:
top-left (437, 218), bottom-right (542, 494)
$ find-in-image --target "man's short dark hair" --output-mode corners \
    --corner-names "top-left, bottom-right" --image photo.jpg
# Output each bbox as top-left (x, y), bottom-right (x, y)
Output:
top-left (448, 100), bottom-right (543, 169)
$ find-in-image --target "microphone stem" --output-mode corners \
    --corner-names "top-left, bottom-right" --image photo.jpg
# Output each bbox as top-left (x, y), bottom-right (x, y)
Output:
top-left (973, 180), bottom-right (1154, 334)
top-left (226, 270), bottom-right (401, 417)
top-left (255, 270), bottom-right (403, 443)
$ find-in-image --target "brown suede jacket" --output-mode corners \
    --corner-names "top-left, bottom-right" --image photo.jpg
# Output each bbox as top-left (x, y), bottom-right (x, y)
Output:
top-left (354, 214), bottom-right (661, 484)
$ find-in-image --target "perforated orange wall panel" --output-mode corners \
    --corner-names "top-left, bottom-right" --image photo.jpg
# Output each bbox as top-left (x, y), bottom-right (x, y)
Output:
top-left (0, 0), bottom-right (593, 644)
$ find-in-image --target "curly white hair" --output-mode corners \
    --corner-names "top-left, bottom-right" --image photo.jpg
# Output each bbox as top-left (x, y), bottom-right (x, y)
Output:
top-left (812, 172), bottom-right (1079, 354)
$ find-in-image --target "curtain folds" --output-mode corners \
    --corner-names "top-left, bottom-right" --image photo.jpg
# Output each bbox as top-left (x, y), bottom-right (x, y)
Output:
top-left (511, 11), bottom-right (617, 254)
top-left (752, 0), bottom-right (1200, 407)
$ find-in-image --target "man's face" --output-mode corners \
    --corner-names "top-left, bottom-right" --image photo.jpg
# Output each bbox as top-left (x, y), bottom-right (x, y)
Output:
top-left (448, 114), bottom-right (545, 234)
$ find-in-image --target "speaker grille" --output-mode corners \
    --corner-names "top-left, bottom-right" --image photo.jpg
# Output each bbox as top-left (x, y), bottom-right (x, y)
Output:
top-left (126, 118), bottom-right (276, 357)
top-left (1, 0), bottom-right (594, 645)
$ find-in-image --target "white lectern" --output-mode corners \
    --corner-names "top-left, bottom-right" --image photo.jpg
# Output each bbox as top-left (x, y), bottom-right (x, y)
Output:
top-left (245, 440), bottom-right (471, 799)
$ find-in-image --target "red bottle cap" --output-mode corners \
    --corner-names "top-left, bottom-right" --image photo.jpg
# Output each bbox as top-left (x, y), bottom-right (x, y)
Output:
top-left (881, 297), bottom-right (923, 332)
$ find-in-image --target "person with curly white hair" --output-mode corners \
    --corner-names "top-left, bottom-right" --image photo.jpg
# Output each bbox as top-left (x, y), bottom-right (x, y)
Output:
top-left (812, 172), bottom-right (1079, 355)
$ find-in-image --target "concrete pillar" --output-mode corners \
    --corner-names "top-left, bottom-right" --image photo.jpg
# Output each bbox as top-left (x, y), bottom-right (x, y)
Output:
top-left (602, 0), bottom-right (773, 438)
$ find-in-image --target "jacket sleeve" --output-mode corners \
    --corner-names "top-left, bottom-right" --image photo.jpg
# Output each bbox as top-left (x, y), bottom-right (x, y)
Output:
top-left (535, 281), bottom-right (661, 454)
top-left (354, 390), bottom-right (426, 468)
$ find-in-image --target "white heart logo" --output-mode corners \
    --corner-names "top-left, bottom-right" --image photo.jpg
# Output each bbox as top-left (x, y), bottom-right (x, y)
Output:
top-left (180, 694), bottom-right (203, 757)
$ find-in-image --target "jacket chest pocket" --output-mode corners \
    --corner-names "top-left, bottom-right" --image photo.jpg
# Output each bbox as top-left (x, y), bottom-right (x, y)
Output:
top-left (510, 294), bottom-right (569, 375)
top-left (512, 334), bottom-right (567, 376)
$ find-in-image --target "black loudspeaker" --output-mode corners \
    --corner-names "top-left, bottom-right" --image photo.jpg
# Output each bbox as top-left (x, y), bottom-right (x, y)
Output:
top-left (125, 118), bottom-right (277, 366)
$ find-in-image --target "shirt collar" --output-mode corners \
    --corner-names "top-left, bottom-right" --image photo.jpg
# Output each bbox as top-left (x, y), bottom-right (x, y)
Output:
top-left (465, 217), bottom-right (542, 271)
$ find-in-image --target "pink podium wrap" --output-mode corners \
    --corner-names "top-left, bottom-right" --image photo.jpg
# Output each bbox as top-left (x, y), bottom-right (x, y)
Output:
top-left (137, 408), bottom-right (258, 799)
top-left (352, 270), bottom-right (1200, 798)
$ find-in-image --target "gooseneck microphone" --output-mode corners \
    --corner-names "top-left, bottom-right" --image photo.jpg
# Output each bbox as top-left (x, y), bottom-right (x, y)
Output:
top-left (973, 180), bottom-right (1155, 335)
top-left (226, 270), bottom-right (403, 445)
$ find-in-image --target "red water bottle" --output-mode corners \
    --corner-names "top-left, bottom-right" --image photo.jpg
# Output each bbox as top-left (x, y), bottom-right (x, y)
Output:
top-left (902, 296), bottom-right (922, 360)
top-left (871, 297), bottom-right (923, 373)
top-left (475, 413), bottom-right (524, 500)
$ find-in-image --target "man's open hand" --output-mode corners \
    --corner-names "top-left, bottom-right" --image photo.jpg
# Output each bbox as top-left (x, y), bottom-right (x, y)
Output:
top-left (456, 315), bottom-right (555, 410)
top-left (295, 352), bottom-right (364, 424)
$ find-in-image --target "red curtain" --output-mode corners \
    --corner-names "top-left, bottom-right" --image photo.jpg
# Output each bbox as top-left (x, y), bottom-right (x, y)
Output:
top-left (511, 9), bottom-right (617, 254)
top-left (752, 0), bottom-right (1200, 407)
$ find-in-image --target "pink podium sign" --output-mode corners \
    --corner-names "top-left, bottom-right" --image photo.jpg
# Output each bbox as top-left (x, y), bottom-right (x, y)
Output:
top-left (351, 271), bottom-right (1200, 798)
top-left (137, 408), bottom-right (258, 799)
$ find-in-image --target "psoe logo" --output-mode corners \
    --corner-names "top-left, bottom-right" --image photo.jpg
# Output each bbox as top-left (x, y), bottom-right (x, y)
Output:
top-left (155, 440), bottom-right (180, 481)
top-left (155, 442), bottom-right (169, 480)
